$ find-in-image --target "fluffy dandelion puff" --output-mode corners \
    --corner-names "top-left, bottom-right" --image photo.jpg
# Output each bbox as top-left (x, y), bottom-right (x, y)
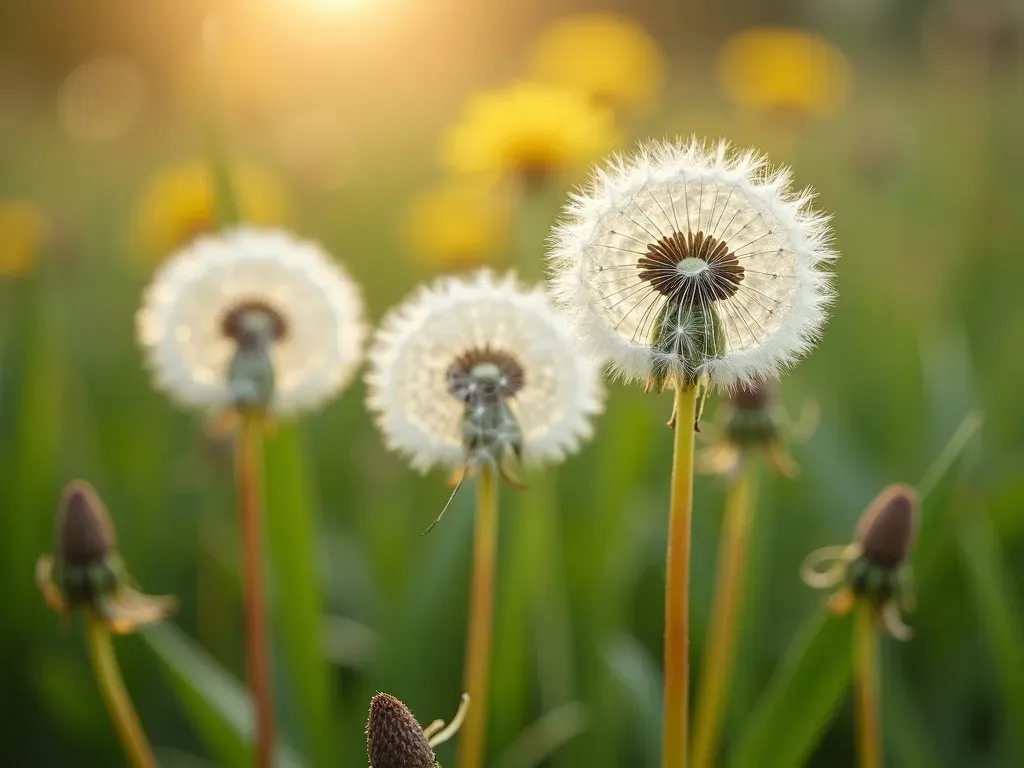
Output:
top-left (137, 227), bottom-right (366, 415)
top-left (366, 270), bottom-right (604, 473)
top-left (549, 138), bottom-right (837, 390)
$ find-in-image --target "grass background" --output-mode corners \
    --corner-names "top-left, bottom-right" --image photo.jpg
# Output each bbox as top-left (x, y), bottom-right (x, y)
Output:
top-left (1, 1), bottom-right (1023, 765)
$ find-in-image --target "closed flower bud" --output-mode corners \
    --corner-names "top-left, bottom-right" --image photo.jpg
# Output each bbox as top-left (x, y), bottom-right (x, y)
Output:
top-left (37, 479), bottom-right (175, 633)
top-left (801, 482), bottom-right (919, 640)
top-left (856, 483), bottom-right (919, 568)
top-left (367, 693), bottom-right (437, 768)
top-left (57, 481), bottom-right (116, 568)
top-left (724, 378), bottom-right (781, 448)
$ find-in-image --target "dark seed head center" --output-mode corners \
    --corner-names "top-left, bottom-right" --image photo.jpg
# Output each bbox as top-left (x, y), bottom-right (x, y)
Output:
top-left (221, 300), bottom-right (288, 344)
top-left (446, 346), bottom-right (525, 403)
top-left (637, 229), bottom-right (745, 301)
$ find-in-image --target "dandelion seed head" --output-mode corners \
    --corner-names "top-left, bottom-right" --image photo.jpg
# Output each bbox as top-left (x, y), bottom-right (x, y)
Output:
top-left (549, 138), bottom-right (837, 390)
top-left (137, 227), bottom-right (366, 415)
top-left (367, 270), bottom-right (604, 472)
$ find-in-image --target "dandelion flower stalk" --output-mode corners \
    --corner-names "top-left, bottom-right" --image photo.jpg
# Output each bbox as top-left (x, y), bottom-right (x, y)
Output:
top-left (86, 614), bottom-right (157, 768)
top-left (367, 270), bottom-right (604, 768)
top-left (549, 139), bottom-right (836, 768)
top-left (237, 411), bottom-right (275, 767)
top-left (663, 382), bottom-right (698, 768)
top-left (690, 459), bottom-right (757, 767)
top-left (458, 467), bottom-right (499, 768)
top-left (854, 605), bottom-right (882, 768)
top-left (137, 225), bottom-right (366, 768)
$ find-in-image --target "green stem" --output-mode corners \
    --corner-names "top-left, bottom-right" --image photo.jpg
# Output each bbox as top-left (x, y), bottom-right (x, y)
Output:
top-left (86, 613), bottom-right (156, 768)
top-left (662, 383), bottom-right (699, 768)
top-left (201, 17), bottom-right (242, 228)
top-left (855, 607), bottom-right (882, 768)
top-left (238, 414), bottom-right (275, 767)
top-left (457, 468), bottom-right (499, 768)
top-left (690, 459), bottom-right (757, 767)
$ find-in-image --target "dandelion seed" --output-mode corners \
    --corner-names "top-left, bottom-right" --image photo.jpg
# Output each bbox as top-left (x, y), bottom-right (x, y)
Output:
top-left (366, 269), bottom-right (604, 476)
top-left (549, 138), bottom-right (837, 392)
top-left (137, 227), bottom-right (365, 416)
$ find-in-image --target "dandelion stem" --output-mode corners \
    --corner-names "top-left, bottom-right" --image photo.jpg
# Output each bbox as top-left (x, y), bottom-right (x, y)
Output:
top-left (238, 413), bottom-right (275, 767)
top-left (85, 613), bottom-right (156, 768)
top-left (855, 606), bottom-right (883, 768)
top-left (663, 382), bottom-right (699, 768)
top-left (457, 467), bottom-right (499, 768)
top-left (690, 459), bottom-right (757, 767)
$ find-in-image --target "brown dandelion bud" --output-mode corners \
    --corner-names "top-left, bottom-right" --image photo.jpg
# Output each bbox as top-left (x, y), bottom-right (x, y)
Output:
top-left (729, 377), bottom-right (778, 411)
top-left (57, 480), bottom-right (117, 567)
top-left (856, 484), bottom-right (919, 568)
top-left (367, 693), bottom-right (437, 768)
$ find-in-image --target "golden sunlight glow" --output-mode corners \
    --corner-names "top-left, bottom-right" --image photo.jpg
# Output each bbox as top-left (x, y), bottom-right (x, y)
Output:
top-left (304, 0), bottom-right (374, 12)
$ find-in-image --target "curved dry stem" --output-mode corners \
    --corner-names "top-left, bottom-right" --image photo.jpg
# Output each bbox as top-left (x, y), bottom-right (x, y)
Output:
top-left (428, 693), bottom-right (471, 748)
top-left (800, 544), bottom-right (861, 589)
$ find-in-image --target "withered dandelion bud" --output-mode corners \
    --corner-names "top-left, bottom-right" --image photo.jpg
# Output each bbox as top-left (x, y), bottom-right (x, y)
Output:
top-left (367, 694), bottom-right (437, 768)
top-left (57, 481), bottom-right (116, 568)
top-left (729, 377), bottom-right (778, 411)
top-left (802, 483), bottom-right (919, 640)
top-left (856, 483), bottom-right (919, 568)
top-left (37, 479), bottom-right (176, 633)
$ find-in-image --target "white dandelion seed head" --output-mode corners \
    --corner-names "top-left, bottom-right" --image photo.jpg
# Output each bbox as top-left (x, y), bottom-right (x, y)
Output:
top-left (366, 270), bottom-right (605, 473)
top-left (137, 227), bottom-right (366, 415)
top-left (548, 137), bottom-right (837, 390)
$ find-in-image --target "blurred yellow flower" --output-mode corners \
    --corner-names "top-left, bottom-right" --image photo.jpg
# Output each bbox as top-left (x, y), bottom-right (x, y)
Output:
top-left (440, 81), bottom-right (619, 182)
top-left (528, 13), bottom-right (664, 115)
top-left (133, 161), bottom-right (291, 262)
top-left (0, 201), bottom-right (46, 277)
top-left (718, 27), bottom-right (852, 118)
top-left (403, 181), bottom-right (511, 270)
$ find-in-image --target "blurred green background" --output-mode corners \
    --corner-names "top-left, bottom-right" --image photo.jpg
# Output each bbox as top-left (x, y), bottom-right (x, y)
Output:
top-left (2, 0), bottom-right (1023, 765)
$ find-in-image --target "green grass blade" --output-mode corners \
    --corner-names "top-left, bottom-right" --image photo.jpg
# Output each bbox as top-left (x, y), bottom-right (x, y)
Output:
top-left (885, 668), bottom-right (942, 768)
top-left (263, 424), bottom-right (340, 768)
top-left (142, 623), bottom-right (305, 768)
top-left (601, 633), bottom-right (661, 768)
top-left (955, 507), bottom-right (1024, 764)
top-left (728, 609), bottom-right (854, 768)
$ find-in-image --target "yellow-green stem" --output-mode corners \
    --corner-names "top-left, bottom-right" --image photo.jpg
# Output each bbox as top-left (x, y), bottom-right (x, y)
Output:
top-left (855, 606), bottom-right (882, 768)
top-left (691, 460), bottom-right (757, 767)
top-left (457, 468), bottom-right (499, 768)
top-left (85, 613), bottom-right (156, 768)
top-left (662, 383), bottom-right (699, 768)
top-left (238, 414), bottom-right (275, 768)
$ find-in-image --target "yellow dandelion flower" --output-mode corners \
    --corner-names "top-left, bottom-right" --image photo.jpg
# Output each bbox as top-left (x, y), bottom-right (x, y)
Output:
top-left (718, 26), bottom-right (852, 118)
top-left (440, 81), bottom-right (619, 182)
top-left (404, 180), bottom-right (511, 270)
top-left (133, 160), bottom-right (291, 263)
top-left (528, 13), bottom-right (664, 115)
top-left (0, 200), bottom-right (47, 278)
